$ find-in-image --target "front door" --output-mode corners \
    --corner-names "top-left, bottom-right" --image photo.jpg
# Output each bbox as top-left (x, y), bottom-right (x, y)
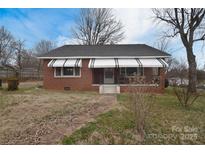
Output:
top-left (104, 68), bottom-right (114, 84)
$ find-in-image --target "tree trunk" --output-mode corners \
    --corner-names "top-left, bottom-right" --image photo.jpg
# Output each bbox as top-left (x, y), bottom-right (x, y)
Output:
top-left (186, 47), bottom-right (197, 93)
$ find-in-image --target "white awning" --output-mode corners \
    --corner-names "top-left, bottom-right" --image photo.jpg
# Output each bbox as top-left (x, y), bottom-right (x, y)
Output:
top-left (159, 58), bottom-right (168, 67)
top-left (118, 58), bottom-right (140, 67)
top-left (64, 59), bottom-right (82, 67)
top-left (139, 58), bottom-right (167, 67)
top-left (89, 58), bottom-right (116, 68)
top-left (47, 59), bottom-right (82, 67)
top-left (88, 58), bottom-right (168, 68)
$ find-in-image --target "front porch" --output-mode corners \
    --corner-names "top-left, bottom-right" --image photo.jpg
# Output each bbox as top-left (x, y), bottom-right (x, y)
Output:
top-left (89, 58), bottom-right (167, 92)
top-left (92, 67), bottom-right (162, 86)
top-left (91, 67), bottom-right (164, 94)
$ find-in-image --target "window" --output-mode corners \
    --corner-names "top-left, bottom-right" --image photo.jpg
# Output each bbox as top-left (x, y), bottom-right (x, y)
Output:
top-left (55, 67), bottom-right (80, 77)
top-left (63, 67), bottom-right (74, 76)
top-left (120, 67), bottom-right (144, 76)
top-left (126, 68), bottom-right (138, 76)
top-left (75, 67), bottom-right (80, 76)
top-left (152, 68), bottom-right (159, 76)
top-left (55, 67), bottom-right (61, 76)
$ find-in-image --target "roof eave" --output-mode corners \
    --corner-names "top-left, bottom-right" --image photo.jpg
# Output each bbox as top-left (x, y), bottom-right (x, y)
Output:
top-left (38, 55), bottom-right (171, 59)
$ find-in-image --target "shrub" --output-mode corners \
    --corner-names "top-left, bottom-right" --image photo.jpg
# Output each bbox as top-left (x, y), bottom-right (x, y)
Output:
top-left (128, 87), bottom-right (155, 139)
top-left (7, 78), bottom-right (19, 91)
top-left (173, 86), bottom-right (200, 108)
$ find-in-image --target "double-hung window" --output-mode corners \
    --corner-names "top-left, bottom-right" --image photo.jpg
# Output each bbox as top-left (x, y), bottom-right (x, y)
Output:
top-left (55, 67), bottom-right (61, 76)
top-left (55, 67), bottom-right (80, 77)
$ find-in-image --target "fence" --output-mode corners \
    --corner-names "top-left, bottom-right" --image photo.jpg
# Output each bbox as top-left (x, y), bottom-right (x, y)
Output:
top-left (0, 67), bottom-right (43, 81)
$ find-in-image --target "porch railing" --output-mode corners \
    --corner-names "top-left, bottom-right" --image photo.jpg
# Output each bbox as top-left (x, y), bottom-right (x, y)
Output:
top-left (117, 75), bottom-right (160, 85)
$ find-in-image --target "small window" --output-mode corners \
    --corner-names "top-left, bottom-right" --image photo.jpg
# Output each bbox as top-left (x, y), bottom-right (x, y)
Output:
top-left (152, 68), bottom-right (159, 76)
top-left (126, 68), bottom-right (138, 76)
top-left (63, 67), bottom-right (74, 76)
top-left (75, 67), bottom-right (80, 76)
top-left (55, 67), bottom-right (61, 76)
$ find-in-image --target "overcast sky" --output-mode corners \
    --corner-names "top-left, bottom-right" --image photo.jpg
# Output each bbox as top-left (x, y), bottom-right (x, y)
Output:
top-left (0, 8), bottom-right (204, 68)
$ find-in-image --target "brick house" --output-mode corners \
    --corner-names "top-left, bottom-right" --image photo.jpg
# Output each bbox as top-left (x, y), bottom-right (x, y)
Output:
top-left (38, 44), bottom-right (170, 93)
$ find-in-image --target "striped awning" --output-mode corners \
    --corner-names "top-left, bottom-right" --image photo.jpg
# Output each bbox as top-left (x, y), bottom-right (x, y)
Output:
top-left (139, 58), bottom-right (168, 67)
top-left (88, 58), bottom-right (168, 68)
top-left (88, 58), bottom-right (116, 68)
top-left (47, 59), bottom-right (82, 67)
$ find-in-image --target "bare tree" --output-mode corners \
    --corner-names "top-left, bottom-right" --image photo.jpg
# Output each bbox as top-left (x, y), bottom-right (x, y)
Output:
top-left (72, 8), bottom-right (124, 45)
top-left (153, 8), bottom-right (205, 93)
top-left (13, 39), bottom-right (26, 74)
top-left (171, 59), bottom-right (188, 85)
top-left (34, 40), bottom-right (56, 78)
top-left (12, 40), bottom-right (40, 79)
top-left (154, 38), bottom-right (173, 72)
top-left (155, 38), bottom-right (171, 52)
top-left (20, 50), bottom-right (39, 69)
top-left (168, 58), bottom-right (188, 76)
top-left (0, 26), bottom-right (15, 65)
top-left (35, 40), bottom-right (56, 56)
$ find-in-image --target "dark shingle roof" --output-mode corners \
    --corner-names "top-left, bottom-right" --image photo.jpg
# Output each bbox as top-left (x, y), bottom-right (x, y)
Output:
top-left (38, 44), bottom-right (171, 58)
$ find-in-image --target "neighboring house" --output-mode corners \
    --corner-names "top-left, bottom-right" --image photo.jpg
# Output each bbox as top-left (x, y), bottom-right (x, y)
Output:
top-left (38, 44), bottom-right (170, 93)
top-left (169, 77), bottom-right (189, 86)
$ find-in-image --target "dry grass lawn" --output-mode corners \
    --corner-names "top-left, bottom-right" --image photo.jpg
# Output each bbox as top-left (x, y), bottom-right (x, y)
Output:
top-left (0, 82), bottom-right (116, 144)
top-left (1, 82), bottom-right (204, 145)
top-left (62, 88), bottom-right (205, 144)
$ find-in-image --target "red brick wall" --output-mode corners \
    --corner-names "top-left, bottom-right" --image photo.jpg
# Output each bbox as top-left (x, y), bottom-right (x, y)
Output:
top-left (43, 59), bottom-right (97, 91)
top-left (43, 59), bottom-right (166, 93)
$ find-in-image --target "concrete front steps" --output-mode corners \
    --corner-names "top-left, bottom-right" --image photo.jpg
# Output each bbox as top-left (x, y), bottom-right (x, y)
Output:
top-left (99, 84), bottom-right (120, 94)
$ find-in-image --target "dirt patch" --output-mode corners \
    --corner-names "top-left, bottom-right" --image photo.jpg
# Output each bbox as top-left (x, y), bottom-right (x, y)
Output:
top-left (0, 83), bottom-right (117, 144)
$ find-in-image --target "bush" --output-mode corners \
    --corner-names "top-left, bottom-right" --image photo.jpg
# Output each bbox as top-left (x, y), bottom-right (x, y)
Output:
top-left (7, 78), bottom-right (19, 91)
top-left (128, 87), bottom-right (155, 139)
top-left (173, 86), bottom-right (200, 108)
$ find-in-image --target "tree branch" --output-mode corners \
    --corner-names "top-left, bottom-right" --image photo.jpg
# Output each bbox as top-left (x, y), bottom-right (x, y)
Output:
top-left (193, 33), bottom-right (205, 42)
